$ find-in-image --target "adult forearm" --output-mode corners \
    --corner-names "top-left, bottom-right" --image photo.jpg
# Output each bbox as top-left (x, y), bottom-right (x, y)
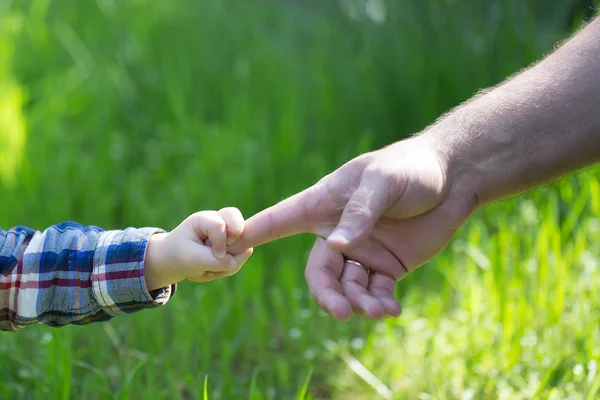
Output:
top-left (424, 17), bottom-right (600, 207)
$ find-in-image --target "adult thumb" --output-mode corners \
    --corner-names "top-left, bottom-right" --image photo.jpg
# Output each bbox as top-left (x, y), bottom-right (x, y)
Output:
top-left (327, 170), bottom-right (390, 251)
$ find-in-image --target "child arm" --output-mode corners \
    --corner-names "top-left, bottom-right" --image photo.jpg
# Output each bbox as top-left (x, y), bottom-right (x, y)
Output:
top-left (0, 222), bottom-right (175, 331)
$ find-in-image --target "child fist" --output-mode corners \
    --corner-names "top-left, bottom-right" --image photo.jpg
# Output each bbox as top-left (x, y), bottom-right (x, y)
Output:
top-left (144, 207), bottom-right (253, 291)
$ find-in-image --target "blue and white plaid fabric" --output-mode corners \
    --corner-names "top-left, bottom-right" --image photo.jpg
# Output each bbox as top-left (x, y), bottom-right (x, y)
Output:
top-left (0, 222), bottom-right (175, 331)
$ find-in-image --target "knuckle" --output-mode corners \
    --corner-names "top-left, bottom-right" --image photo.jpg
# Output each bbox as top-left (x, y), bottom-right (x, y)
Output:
top-left (341, 277), bottom-right (363, 288)
top-left (192, 210), bottom-right (215, 219)
top-left (228, 225), bottom-right (244, 236)
top-left (209, 217), bottom-right (227, 232)
top-left (364, 164), bottom-right (396, 186)
top-left (266, 212), bottom-right (280, 240)
top-left (344, 200), bottom-right (373, 220)
top-left (218, 206), bottom-right (236, 215)
top-left (188, 211), bottom-right (219, 229)
top-left (220, 207), bottom-right (243, 220)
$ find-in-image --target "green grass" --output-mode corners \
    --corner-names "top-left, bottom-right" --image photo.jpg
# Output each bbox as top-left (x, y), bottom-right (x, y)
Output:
top-left (1, 0), bottom-right (599, 398)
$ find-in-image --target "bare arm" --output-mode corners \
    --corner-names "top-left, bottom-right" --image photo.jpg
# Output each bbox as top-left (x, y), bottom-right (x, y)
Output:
top-left (231, 17), bottom-right (600, 321)
top-left (428, 17), bottom-right (600, 207)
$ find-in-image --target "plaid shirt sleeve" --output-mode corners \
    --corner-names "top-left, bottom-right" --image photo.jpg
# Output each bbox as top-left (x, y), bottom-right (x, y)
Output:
top-left (0, 222), bottom-right (176, 331)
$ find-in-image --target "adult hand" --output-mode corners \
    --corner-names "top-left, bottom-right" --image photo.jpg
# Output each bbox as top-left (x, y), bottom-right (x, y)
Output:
top-left (229, 136), bottom-right (476, 321)
top-left (230, 17), bottom-right (600, 321)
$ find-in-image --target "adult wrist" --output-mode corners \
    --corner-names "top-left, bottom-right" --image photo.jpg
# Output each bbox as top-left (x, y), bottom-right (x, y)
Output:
top-left (417, 113), bottom-right (488, 211)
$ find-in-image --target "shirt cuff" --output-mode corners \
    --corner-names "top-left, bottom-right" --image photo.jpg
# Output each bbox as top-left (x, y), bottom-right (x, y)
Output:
top-left (91, 227), bottom-right (176, 317)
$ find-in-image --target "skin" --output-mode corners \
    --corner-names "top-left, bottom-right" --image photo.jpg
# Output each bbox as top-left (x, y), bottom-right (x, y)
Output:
top-left (228, 17), bottom-right (600, 321)
top-left (144, 207), bottom-right (253, 291)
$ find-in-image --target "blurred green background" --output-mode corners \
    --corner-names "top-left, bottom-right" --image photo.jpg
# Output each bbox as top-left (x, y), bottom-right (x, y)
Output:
top-left (1, 0), bottom-right (600, 399)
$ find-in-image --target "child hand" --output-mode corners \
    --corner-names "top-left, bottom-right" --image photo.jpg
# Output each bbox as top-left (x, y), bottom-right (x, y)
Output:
top-left (144, 207), bottom-right (253, 291)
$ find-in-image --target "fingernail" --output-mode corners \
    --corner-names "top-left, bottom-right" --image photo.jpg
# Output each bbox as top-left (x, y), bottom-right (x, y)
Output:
top-left (328, 229), bottom-right (351, 245)
top-left (229, 258), bottom-right (238, 267)
top-left (216, 251), bottom-right (226, 260)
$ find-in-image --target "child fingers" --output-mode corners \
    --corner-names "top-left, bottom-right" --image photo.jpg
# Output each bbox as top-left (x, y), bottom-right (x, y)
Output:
top-left (202, 247), bottom-right (252, 271)
top-left (218, 207), bottom-right (245, 246)
top-left (190, 268), bottom-right (239, 282)
top-left (199, 266), bottom-right (241, 282)
top-left (197, 248), bottom-right (253, 281)
top-left (233, 247), bottom-right (253, 267)
top-left (191, 211), bottom-right (228, 259)
top-left (189, 271), bottom-right (227, 283)
top-left (193, 245), bottom-right (239, 271)
top-left (185, 247), bottom-right (253, 283)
